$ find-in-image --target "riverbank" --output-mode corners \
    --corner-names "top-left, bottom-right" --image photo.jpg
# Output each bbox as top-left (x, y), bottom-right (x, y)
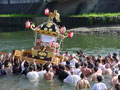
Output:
top-left (69, 25), bottom-right (120, 35)
top-left (0, 14), bottom-right (120, 33)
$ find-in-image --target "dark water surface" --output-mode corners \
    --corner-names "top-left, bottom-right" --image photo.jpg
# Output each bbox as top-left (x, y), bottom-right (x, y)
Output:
top-left (0, 31), bottom-right (119, 90)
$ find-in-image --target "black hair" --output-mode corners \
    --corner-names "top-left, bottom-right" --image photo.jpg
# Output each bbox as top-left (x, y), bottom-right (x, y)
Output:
top-left (43, 63), bottom-right (48, 70)
top-left (60, 65), bottom-right (65, 70)
top-left (95, 62), bottom-right (98, 67)
top-left (118, 75), bottom-right (120, 80)
top-left (12, 50), bottom-right (15, 55)
top-left (102, 59), bottom-right (106, 64)
top-left (115, 70), bottom-right (118, 75)
top-left (79, 50), bottom-right (83, 54)
top-left (87, 61), bottom-right (91, 65)
top-left (97, 59), bottom-right (100, 63)
top-left (66, 60), bottom-right (70, 65)
top-left (113, 53), bottom-right (117, 57)
top-left (80, 73), bottom-right (85, 79)
top-left (97, 75), bottom-right (103, 82)
top-left (75, 63), bottom-right (80, 68)
top-left (115, 84), bottom-right (119, 90)
top-left (94, 66), bottom-right (98, 72)
top-left (86, 57), bottom-right (90, 60)
top-left (53, 65), bottom-right (59, 75)
top-left (65, 65), bottom-right (70, 70)
top-left (29, 66), bottom-right (34, 71)
top-left (14, 63), bottom-right (19, 68)
top-left (80, 62), bottom-right (84, 66)
top-left (113, 56), bottom-right (117, 60)
top-left (24, 61), bottom-right (29, 68)
top-left (118, 64), bottom-right (120, 67)
top-left (84, 63), bottom-right (88, 67)
top-left (90, 64), bottom-right (94, 69)
top-left (37, 64), bottom-right (43, 71)
top-left (46, 67), bottom-right (50, 72)
top-left (76, 51), bottom-right (80, 55)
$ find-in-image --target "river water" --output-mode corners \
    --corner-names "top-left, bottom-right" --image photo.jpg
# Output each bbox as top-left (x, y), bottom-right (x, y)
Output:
top-left (0, 31), bottom-right (120, 90)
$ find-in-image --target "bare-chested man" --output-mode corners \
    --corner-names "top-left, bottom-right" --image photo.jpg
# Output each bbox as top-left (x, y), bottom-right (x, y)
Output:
top-left (75, 73), bottom-right (90, 90)
top-left (110, 75), bottom-right (120, 90)
top-left (44, 67), bottom-right (54, 80)
top-left (90, 66), bottom-right (103, 81)
top-left (81, 63), bottom-right (92, 77)
top-left (102, 64), bottom-right (112, 75)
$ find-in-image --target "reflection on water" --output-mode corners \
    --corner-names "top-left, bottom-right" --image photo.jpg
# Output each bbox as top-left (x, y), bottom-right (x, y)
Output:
top-left (0, 31), bottom-right (119, 90)
top-left (1, 31), bottom-right (120, 55)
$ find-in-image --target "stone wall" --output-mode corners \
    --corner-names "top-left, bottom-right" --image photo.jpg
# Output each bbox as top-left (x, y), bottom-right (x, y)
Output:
top-left (50, 0), bottom-right (120, 14)
top-left (0, 17), bottom-right (32, 32)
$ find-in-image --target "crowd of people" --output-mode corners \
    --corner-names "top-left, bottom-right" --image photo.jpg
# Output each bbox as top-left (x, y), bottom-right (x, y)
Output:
top-left (0, 51), bottom-right (120, 90)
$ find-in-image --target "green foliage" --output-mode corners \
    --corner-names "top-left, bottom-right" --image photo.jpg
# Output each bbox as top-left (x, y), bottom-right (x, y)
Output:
top-left (88, 16), bottom-right (93, 25)
top-left (70, 13), bottom-right (120, 25)
top-left (0, 14), bottom-right (43, 17)
top-left (71, 12), bottom-right (120, 17)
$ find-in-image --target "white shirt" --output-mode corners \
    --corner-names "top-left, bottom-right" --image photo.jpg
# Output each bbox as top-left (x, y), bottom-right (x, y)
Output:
top-left (66, 71), bottom-right (71, 75)
top-left (27, 71), bottom-right (39, 81)
top-left (61, 61), bottom-right (66, 66)
top-left (70, 58), bottom-right (78, 67)
top-left (64, 75), bottom-right (80, 85)
top-left (74, 68), bottom-right (81, 75)
top-left (37, 70), bottom-right (46, 78)
top-left (21, 60), bottom-right (25, 72)
top-left (100, 65), bottom-right (105, 71)
top-left (91, 82), bottom-right (107, 90)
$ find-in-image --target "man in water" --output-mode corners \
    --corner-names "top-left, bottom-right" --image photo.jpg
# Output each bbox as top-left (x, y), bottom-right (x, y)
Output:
top-left (81, 62), bottom-right (92, 77)
top-left (75, 73), bottom-right (90, 90)
top-left (74, 63), bottom-right (81, 75)
top-left (110, 71), bottom-right (120, 90)
top-left (70, 54), bottom-right (78, 67)
top-left (102, 64), bottom-right (112, 75)
top-left (90, 66), bottom-right (103, 81)
top-left (64, 69), bottom-right (80, 85)
top-left (27, 66), bottom-right (39, 81)
top-left (37, 64), bottom-right (46, 78)
top-left (91, 75), bottom-right (107, 90)
top-left (44, 67), bottom-right (54, 80)
top-left (58, 65), bottom-right (69, 81)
